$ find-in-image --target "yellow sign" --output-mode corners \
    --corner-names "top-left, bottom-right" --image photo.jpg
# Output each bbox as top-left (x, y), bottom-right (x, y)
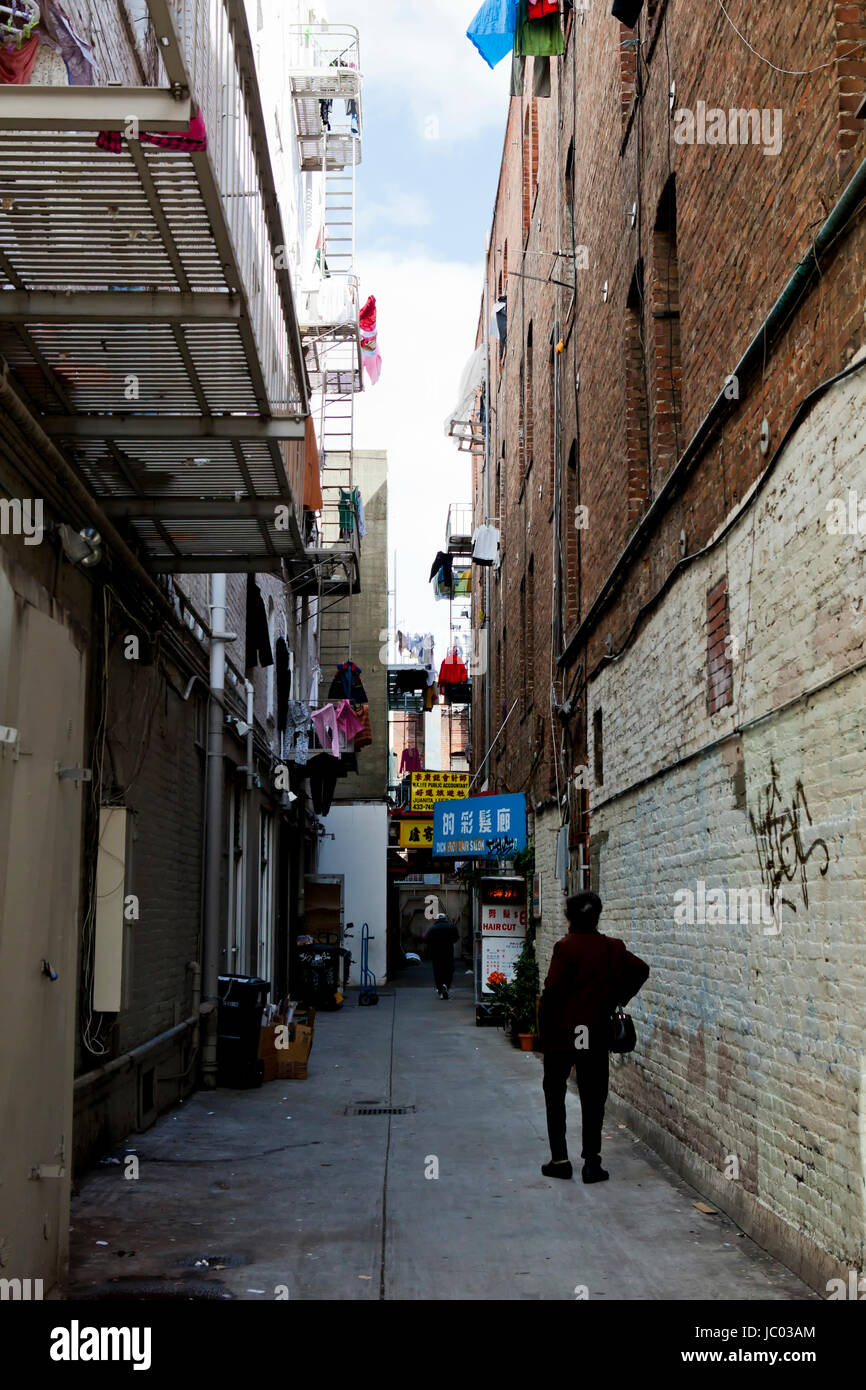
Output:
top-left (410, 771), bottom-right (470, 812)
top-left (398, 818), bottom-right (434, 849)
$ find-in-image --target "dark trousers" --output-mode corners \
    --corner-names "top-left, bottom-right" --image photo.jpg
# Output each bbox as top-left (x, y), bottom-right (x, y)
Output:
top-left (542, 1048), bottom-right (610, 1162)
top-left (431, 952), bottom-right (454, 991)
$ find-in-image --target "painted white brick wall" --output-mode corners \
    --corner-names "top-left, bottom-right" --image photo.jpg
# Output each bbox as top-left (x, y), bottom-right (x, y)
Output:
top-left (588, 359), bottom-right (866, 1273)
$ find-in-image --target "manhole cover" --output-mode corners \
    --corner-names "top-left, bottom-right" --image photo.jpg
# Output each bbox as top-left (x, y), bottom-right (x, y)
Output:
top-left (344, 1105), bottom-right (416, 1116)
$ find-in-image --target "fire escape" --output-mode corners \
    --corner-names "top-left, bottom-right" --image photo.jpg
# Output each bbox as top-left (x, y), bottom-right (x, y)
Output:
top-left (284, 24), bottom-right (363, 678)
top-left (0, 0), bottom-right (309, 573)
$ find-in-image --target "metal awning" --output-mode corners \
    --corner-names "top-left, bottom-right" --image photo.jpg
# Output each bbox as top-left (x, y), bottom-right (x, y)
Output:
top-left (0, 0), bottom-right (309, 572)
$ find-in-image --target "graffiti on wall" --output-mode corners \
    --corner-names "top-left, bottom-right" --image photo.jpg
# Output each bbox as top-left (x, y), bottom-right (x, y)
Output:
top-left (749, 761), bottom-right (830, 920)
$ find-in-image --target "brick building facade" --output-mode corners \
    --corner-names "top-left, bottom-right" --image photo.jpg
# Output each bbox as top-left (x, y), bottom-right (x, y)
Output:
top-left (470, 0), bottom-right (866, 1289)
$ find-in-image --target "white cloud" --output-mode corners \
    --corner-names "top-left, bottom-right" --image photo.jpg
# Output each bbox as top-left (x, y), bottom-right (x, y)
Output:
top-left (354, 250), bottom-right (484, 665)
top-left (358, 187), bottom-right (433, 234)
top-left (338, 0), bottom-right (511, 142)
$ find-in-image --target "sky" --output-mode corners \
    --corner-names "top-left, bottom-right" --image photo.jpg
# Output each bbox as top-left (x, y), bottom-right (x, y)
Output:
top-left (336, 0), bottom-right (511, 669)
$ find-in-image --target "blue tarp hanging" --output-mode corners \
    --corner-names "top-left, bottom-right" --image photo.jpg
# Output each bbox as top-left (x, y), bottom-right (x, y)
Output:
top-left (466, 0), bottom-right (519, 69)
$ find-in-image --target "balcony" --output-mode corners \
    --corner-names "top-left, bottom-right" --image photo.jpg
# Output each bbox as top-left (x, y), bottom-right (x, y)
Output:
top-left (288, 25), bottom-right (363, 173)
top-left (0, 0), bottom-right (309, 574)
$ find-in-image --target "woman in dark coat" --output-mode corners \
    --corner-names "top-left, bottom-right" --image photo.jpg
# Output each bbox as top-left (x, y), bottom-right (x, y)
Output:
top-left (538, 892), bottom-right (649, 1184)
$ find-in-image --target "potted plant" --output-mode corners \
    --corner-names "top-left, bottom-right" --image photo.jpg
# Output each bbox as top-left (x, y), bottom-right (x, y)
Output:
top-left (486, 934), bottom-right (540, 1048)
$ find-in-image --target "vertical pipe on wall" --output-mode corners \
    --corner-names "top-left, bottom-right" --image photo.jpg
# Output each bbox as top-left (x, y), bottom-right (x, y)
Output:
top-left (483, 274), bottom-right (491, 780)
top-left (203, 572), bottom-right (227, 1088)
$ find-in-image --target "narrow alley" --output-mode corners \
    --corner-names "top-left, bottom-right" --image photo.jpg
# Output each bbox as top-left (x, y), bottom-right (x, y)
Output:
top-left (69, 971), bottom-right (812, 1303)
top-left (1, 0), bottom-right (864, 1362)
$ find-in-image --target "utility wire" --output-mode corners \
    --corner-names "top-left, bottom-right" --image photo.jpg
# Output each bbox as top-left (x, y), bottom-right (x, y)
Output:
top-left (716, 0), bottom-right (866, 75)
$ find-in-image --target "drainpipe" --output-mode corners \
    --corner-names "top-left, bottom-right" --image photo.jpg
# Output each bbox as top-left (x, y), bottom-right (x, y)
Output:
top-left (483, 274), bottom-right (492, 779)
top-left (202, 574), bottom-right (228, 1088)
top-left (558, 149), bottom-right (866, 669)
top-left (244, 679), bottom-right (254, 792)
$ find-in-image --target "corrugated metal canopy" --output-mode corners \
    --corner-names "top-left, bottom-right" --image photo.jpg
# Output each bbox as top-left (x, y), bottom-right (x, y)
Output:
top-left (0, 98), bottom-right (307, 571)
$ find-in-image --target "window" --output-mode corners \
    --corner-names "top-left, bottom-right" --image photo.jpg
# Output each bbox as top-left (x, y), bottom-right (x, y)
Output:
top-left (836, 2), bottom-right (866, 168)
top-left (562, 140), bottom-right (575, 296)
top-left (707, 577), bottom-right (733, 715)
top-left (651, 176), bottom-right (683, 479)
top-left (593, 707), bottom-right (603, 787)
top-left (522, 103), bottom-right (538, 245)
top-left (618, 21), bottom-right (638, 126)
top-left (625, 261), bottom-right (650, 521)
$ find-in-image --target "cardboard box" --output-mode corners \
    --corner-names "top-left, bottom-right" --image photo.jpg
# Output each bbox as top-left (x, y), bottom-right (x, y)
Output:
top-left (275, 1021), bottom-right (314, 1081)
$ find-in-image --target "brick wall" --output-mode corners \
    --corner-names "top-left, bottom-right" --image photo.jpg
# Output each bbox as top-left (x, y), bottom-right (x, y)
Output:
top-left (471, 0), bottom-right (866, 1287)
top-left (588, 362), bottom-right (866, 1286)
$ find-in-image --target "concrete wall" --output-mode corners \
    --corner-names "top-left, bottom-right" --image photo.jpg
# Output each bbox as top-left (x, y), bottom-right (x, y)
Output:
top-left (325, 449), bottom-right (389, 802)
top-left (317, 803), bottom-right (388, 984)
top-left (586, 362), bottom-right (866, 1289)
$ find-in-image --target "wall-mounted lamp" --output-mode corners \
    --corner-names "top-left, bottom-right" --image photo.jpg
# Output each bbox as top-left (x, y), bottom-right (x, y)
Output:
top-left (57, 524), bottom-right (103, 569)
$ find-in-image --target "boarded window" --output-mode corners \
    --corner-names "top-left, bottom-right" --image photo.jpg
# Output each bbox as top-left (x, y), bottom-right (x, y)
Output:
top-left (706, 577), bottom-right (733, 715)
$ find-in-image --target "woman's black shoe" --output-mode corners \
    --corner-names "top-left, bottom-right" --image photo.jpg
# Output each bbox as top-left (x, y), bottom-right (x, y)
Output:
top-left (542, 1160), bottom-right (573, 1179)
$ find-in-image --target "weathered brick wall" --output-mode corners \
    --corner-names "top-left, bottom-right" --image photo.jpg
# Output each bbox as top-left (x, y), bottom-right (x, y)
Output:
top-left (471, 0), bottom-right (866, 1287)
top-left (589, 362), bottom-right (866, 1283)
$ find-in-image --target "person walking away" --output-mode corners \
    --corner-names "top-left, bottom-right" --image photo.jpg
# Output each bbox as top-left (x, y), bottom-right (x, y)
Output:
top-left (424, 911), bottom-right (460, 999)
top-left (537, 892), bottom-right (649, 1183)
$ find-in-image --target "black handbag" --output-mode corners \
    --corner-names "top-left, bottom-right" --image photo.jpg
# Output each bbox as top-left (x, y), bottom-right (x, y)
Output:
top-left (609, 1005), bottom-right (637, 1054)
top-left (606, 939), bottom-right (637, 1053)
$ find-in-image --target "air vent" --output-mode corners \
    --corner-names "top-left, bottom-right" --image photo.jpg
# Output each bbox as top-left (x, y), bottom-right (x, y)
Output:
top-left (344, 1105), bottom-right (415, 1117)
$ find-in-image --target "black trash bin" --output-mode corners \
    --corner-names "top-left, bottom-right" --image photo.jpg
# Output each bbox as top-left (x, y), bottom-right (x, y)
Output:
top-left (217, 974), bottom-right (269, 1087)
top-left (296, 946), bottom-right (350, 1010)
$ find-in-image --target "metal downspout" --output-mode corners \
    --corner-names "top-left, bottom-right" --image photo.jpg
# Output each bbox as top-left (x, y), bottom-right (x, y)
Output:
top-left (202, 574), bottom-right (227, 1088)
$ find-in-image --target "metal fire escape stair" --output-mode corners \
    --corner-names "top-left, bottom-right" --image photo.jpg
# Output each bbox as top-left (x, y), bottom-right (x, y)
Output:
top-left (284, 24), bottom-right (364, 680)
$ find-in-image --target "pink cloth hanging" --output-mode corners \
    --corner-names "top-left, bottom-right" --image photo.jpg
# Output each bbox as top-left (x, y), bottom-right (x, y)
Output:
top-left (359, 294), bottom-right (382, 385)
top-left (335, 700), bottom-right (364, 739)
top-left (311, 704), bottom-right (341, 758)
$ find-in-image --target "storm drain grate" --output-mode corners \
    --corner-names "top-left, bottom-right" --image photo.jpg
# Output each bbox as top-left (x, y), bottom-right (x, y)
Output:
top-left (344, 1105), bottom-right (416, 1116)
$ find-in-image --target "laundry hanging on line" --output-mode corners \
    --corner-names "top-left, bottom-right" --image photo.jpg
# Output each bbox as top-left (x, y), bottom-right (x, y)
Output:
top-left (359, 295), bottom-right (382, 385)
top-left (275, 637), bottom-right (292, 734)
top-left (245, 575), bottom-right (274, 670)
top-left (429, 551), bottom-right (454, 587)
top-left (328, 661), bottom-right (368, 705)
top-left (400, 746), bottom-right (423, 774)
top-left (466, 0), bottom-right (519, 69)
top-left (97, 104), bottom-right (208, 153)
top-left (439, 650), bottom-right (469, 686)
top-left (472, 524), bottom-right (501, 567)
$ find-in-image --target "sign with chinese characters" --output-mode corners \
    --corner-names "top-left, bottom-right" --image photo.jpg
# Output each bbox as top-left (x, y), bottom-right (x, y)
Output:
top-left (480, 899), bottom-right (527, 935)
top-left (481, 936), bottom-right (525, 993)
top-left (410, 770), bottom-right (470, 812)
top-left (397, 817), bottom-right (434, 849)
top-left (433, 793), bottom-right (527, 858)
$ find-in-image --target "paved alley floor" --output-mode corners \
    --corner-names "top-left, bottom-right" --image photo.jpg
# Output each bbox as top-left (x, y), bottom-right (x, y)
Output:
top-left (69, 969), bottom-right (816, 1301)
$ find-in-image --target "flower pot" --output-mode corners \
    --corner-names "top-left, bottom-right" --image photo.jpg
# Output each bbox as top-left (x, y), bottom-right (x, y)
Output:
top-left (518, 1033), bottom-right (535, 1051)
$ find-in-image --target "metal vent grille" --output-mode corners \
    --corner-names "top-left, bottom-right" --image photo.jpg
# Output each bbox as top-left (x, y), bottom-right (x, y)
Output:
top-left (344, 1105), bottom-right (415, 1117)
